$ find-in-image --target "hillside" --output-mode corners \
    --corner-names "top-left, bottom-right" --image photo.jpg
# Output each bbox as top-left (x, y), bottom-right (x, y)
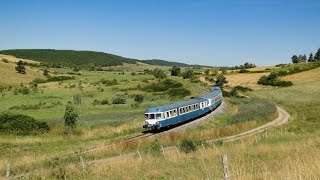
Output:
top-left (0, 49), bottom-right (138, 66)
top-left (0, 49), bottom-right (207, 68)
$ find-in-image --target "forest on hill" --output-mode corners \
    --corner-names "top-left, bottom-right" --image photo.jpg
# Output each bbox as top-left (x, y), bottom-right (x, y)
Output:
top-left (0, 49), bottom-right (138, 66)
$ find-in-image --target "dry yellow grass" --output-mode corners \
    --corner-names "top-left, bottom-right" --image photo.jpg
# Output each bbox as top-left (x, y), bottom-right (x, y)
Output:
top-left (0, 61), bottom-right (45, 85)
top-left (247, 66), bottom-right (277, 71)
top-left (225, 73), bottom-right (269, 89)
top-left (0, 54), bottom-right (40, 64)
top-left (282, 67), bottom-right (320, 83)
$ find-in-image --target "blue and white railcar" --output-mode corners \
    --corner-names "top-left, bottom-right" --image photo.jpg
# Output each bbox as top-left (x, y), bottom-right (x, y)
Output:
top-left (143, 86), bottom-right (223, 130)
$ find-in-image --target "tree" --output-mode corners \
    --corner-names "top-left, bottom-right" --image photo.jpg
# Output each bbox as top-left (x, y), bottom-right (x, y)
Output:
top-left (15, 60), bottom-right (26, 74)
top-left (64, 101), bottom-right (78, 133)
top-left (308, 53), bottom-right (314, 62)
top-left (43, 69), bottom-right (49, 76)
top-left (315, 48), bottom-right (320, 62)
top-left (182, 69), bottom-right (194, 79)
top-left (170, 66), bottom-right (181, 76)
top-left (301, 54), bottom-right (307, 62)
top-left (291, 55), bottom-right (300, 64)
top-left (215, 74), bottom-right (228, 89)
top-left (153, 68), bottom-right (167, 79)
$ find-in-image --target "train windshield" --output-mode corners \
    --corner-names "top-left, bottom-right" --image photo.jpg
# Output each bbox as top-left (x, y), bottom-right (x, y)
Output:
top-left (145, 113), bottom-right (162, 120)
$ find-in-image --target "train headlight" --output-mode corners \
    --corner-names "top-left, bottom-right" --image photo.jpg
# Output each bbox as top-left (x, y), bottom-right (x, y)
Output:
top-left (156, 121), bottom-right (159, 125)
top-left (145, 121), bottom-right (148, 125)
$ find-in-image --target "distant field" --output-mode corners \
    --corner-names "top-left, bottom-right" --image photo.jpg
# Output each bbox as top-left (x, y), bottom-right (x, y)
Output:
top-left (282, 67), bottom-right (320, 83)
top-left (225, 72), bottom-right (269, 89)
top-left (0, 61), bottom-right (44, 85)
top-left (0, 53), bottom-right (40, 64)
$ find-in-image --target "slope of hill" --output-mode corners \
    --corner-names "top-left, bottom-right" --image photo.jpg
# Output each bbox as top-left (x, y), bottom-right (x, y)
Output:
top-left (0, 49), bottom-right (138, 66)
top-left (141, 59), bottom-right (210, 68)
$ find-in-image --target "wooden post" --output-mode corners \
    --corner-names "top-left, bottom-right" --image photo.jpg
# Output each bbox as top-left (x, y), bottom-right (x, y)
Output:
top-left (137, 151), bottom-right (142, 160)
top-left (175, 146), bottom-right (181, 156)
top-left (201, 144), bottom-right (206, 152)
top-left (222, 155), bottom-right (229, 180)
top-left (80, 155), bottom-right (86, 170)
top-left (6, 160), bottom-right (10, 179)
top-left (161, 146), bottom-right (166, 158)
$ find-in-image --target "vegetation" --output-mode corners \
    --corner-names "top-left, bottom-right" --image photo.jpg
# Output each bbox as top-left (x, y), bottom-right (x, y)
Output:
top-left (0, 113), bottom-right (49, 135)
top-left (112, 93), bottom-right (126, 104)
top-left (0, 49), bottom-right (137, 66)
top-left (167, 87), bottom-right (191, 98)
top-left (258, 73), bottom-right (293, 87)
top-left (228, 97), bottom-right (277, 124)
top-left (170, 66), bottom-right (181, 76)
top-left (43, 69), bottom-right (49, 76)
top-left (181, 69), bottom-right (194, 79)
top-left (179, 139), bottom-right (197, 153)
top-left (215, 74), bottom-right (228, 89)
top-left (64, 102), bottom-right (78, 134)
top-left (15, 60), bottom-right (26, 74)
top-left (152, 68), bottom-right (167, 79)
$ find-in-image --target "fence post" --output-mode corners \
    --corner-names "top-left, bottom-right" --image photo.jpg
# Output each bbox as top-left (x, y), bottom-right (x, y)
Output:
top-left (80, 155), bottom-right (86, 170)
top-left (137, 151), bottom-right (142, 160)
top-left (201, 144), bottom-right (206, 152)
top-left (161, 146), bottom-right (166, 158)
top-left (222, 155), bottom-right (229, 180)
top-left (5, 160), bottom-right (10, 179)
top-left (175, 146), bottom-right (181, 156)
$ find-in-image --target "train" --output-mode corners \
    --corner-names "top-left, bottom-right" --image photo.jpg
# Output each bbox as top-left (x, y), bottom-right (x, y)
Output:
top-left (143, 86), bottom-right (223, 130)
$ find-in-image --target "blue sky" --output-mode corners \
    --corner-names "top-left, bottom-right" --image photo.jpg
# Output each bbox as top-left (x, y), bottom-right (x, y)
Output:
top-left (1, 0), bottom-right (320, 66)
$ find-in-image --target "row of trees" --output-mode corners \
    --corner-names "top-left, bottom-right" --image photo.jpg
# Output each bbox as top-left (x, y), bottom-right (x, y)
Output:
top-left (291, 48), bottom-right (320, 63)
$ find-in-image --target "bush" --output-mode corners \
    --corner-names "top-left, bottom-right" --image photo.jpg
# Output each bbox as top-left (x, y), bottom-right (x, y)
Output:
top-left (168, 87), bottom-right (191, 98)
top-left (112, 93), bottom-right (126, 104)
top-left (182, 69), bottom-right (194, 79)
top-left (239, 69), bottom-right (250, 73)
top-left (47, 76), bottom-right (75, 82)
top-left (233, 85), bottom-right (253, 92)
top-left (143, 79), bottom-right (183, 92)
top-left (258, 73), bottom-right (293, 87)
top-left (2, 58), bottom-right (9, 63)
top-left (153, 68), bottom-right (167, 79)
top-left (0, 113), bottom-right (50, 135)
top-left (101, 99), bottom-right (109, 105)
top-left (73, 94), bottom-right (82, 105)
top-left (134, 94), bottom-right (144, 103)
top-left (179, 139), bottom-right (197, 153)
top-left (100, 78), bottom-right (118, 86)
top-left (19, 87), bottom-right (30, 95)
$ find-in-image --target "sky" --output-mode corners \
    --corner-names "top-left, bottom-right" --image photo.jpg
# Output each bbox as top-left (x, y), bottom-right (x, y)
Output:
top-left (0, 0), bottom-right (320, 66)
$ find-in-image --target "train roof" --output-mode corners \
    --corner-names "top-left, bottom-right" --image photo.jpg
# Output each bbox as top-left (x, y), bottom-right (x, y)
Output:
top-left (145, 87), bottom-right (222, 113)
top-left (145, 97), bottom-right (206, 113)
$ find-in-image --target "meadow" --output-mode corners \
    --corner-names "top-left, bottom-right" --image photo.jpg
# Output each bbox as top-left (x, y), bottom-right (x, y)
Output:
top-left (1, 54), bottom-right (319, 179)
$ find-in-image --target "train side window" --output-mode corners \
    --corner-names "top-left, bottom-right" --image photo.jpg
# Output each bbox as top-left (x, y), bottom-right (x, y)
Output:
top-left (174, 109), bottom-right (177, 116)
top-left (167, 112), bottom-right (170, 118)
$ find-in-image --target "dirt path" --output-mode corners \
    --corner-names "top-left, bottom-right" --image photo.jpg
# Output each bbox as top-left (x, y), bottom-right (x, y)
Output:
top-left (207, 106), bottom-right (290, 143)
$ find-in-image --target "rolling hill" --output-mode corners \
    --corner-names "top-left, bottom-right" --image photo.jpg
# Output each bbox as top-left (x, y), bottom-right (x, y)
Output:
top-left (0, 49), bottom-right (138, 66)
top-left (0, 49), bottom-right (208, 67)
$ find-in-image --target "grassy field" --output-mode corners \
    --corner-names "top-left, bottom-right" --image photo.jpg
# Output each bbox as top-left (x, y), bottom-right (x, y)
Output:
top-left (1, 56), bottom-right (319, 179)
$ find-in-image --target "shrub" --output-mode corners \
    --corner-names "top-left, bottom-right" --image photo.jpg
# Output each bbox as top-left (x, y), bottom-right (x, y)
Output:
top-left (100, 78), bottom-right (118, 86)
top-left (239, 69), bottom-right (250, 73)
top-left (19, 87), bottom-right (30, 95)
top-left (64, 102), bottom-right (78, 134)
top-left (2, 58), bottom-right (9, 63)
top-left (92, 99), bottom-right (101, 106)
top-left (47, 76), bottom-right (75, 82)
top-left (182, 69), bottom-right (194, 79)
top-left (112, 93), bottom-right (126, 104)
top-left (134, 94), bottom-right (144, 103)
top-left (179, 139), bottom-right (197, 153)
top-left (143, 79), bottom-right (183, 92)
top-left (0, 113), bottom-right (50, 135)
top-left (73, 94), bottom-right (82, 105)
top-left (101, 99), bottom-right (109, 105)
top-left (233, 85), bottom-right (253, 92)
top-left (32, 78), bottom-right (47, 84)
top-left (153, 68), bottom-right (167, 79)
top-left (168, 87), bottom-right (191, 98)
top-left (258, 73), bottom-right (293, 87)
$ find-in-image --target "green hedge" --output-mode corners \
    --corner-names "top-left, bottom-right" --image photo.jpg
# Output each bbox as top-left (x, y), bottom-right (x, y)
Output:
top-left (0, 113), bottom-right (50, 135)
